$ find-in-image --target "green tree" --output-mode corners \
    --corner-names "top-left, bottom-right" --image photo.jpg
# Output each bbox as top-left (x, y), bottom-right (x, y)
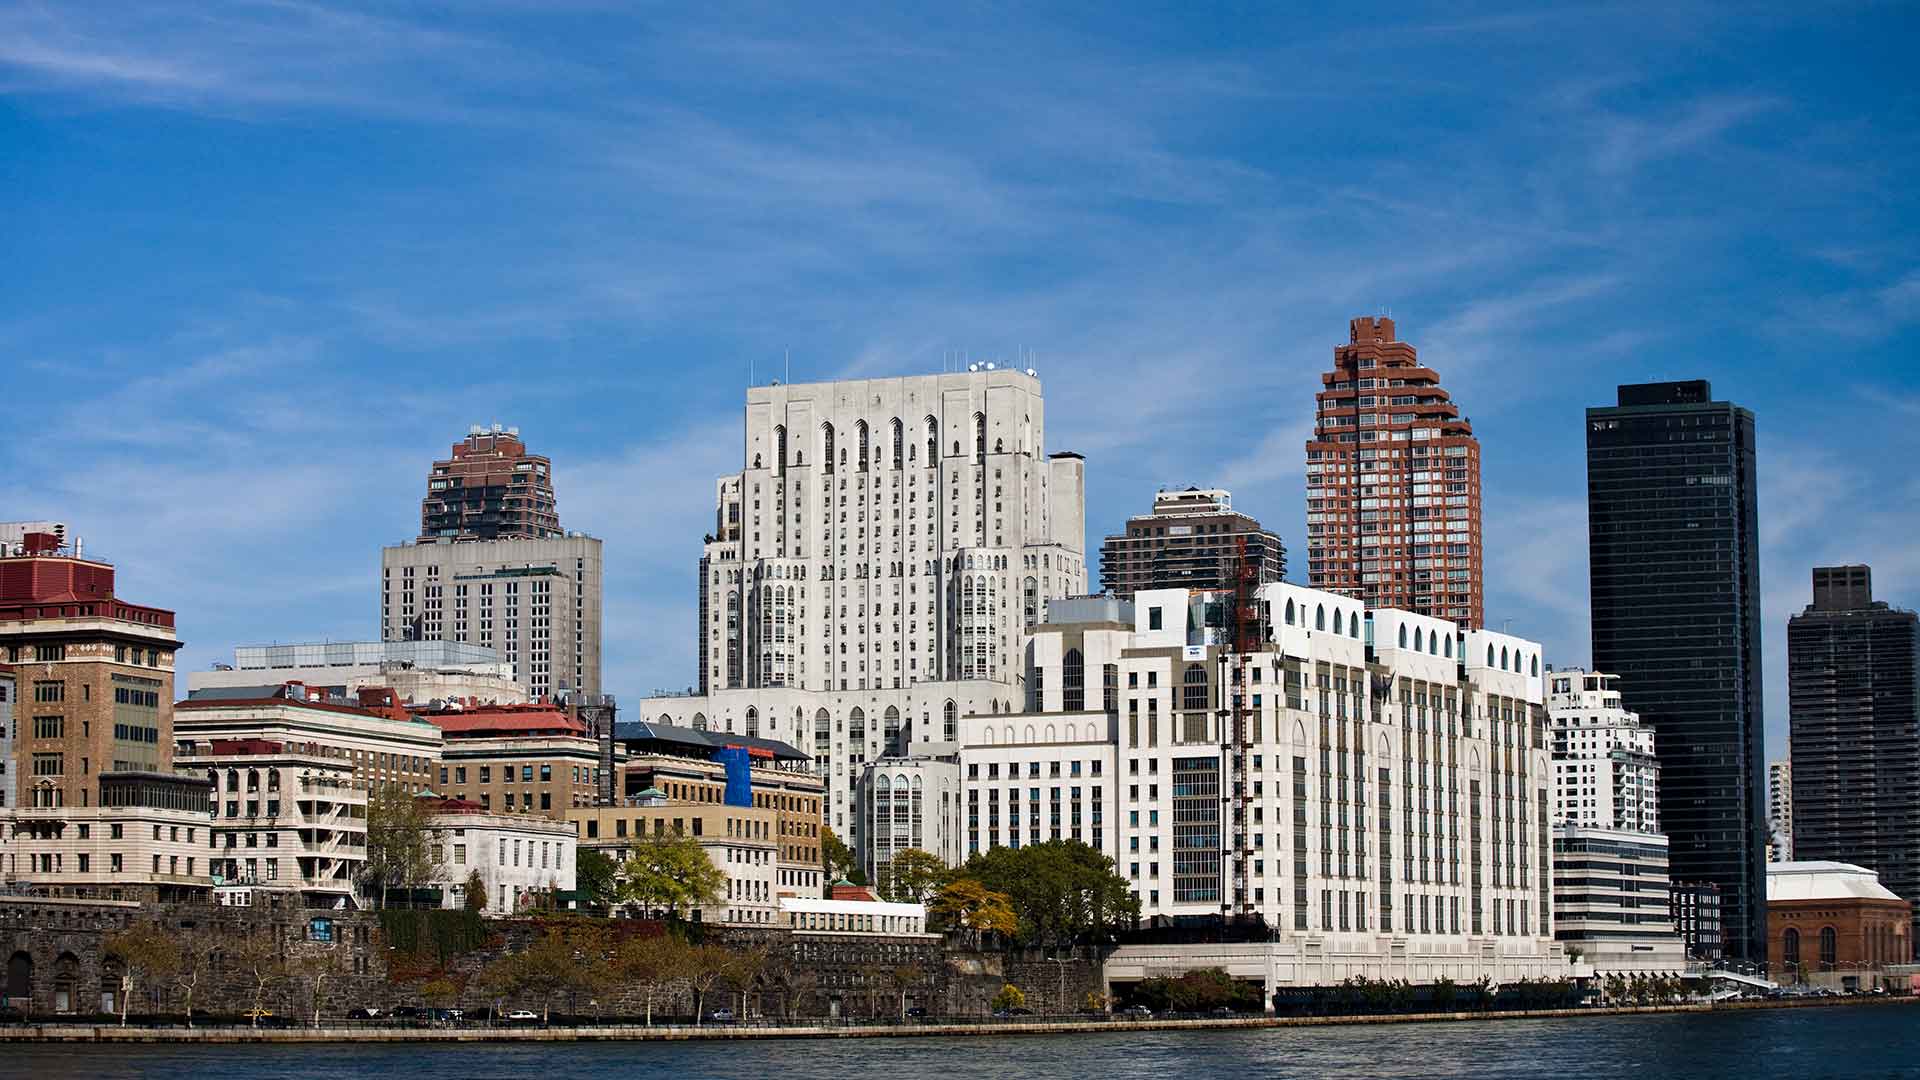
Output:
top-left (463, 869), bottom-right (489, 914)
top-left (102, 922), bottom-right (176, 1026)
top-left (613, 932), bottom-right (688, 1026)
top-left (958, 840), bottom-right (1138, 942)
top-left (575, 847), bottom-right (621, 911)
top-left (821, 825), bottom-right (862, 887)
top-left (991, 984), bottom-right (1026, 1013)
top-left (421, 978), bottom-right (460, 1014)
top-left (878, 849), bottom-right (949, 903)
top-left (482, 925), bottom-right (611, 1025)
top-left (363, 787), bottom-right (445, 909)
top-left (617, 831), bottom-right (727, 918)
top-left (928, 878), bottom-right (1019, 939)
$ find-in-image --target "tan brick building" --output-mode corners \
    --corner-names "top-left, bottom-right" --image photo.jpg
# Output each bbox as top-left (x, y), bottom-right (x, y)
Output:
top-left (569, 800), bottom-right (782, 925)
top-left (175, 683), bottom-right (443, 794)
top-left (426, 704), bottom-right (609, 817)
top-left (0, 539), bottom-right (179, 810)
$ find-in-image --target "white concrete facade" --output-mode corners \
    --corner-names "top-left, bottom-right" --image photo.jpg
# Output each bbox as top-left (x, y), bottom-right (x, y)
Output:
top-left (855, 756), bottom-right (963, 883)
top-left (1545, 669), bottom-right (1660, 834)
top-left (1768, 759), bottom-right (1793, 862)
top-left (428, 809), bottom-right (577, 914)
top-left (942, 582), bottom-right (1559, 978)
top-left (380, 534), bottom-right (603, 700)
top-left (781, 894), bottom-right (932, 935)
top-left (698, 370), bottom-right (1087, 697)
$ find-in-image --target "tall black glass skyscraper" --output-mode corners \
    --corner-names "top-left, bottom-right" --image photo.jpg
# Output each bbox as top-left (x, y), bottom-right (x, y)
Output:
top-left (1586, 380), bottom-right (1766, 961)
top-left (1789, 565), bottom-right (1920, 958)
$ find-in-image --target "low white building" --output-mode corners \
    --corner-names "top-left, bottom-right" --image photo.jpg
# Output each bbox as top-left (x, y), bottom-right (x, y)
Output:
top-left (0, 772), bottom-right (215, 903)
top-left (425, 800), bottom-right (577, 914)
top-left (781, 893), bottom-right (932, 936)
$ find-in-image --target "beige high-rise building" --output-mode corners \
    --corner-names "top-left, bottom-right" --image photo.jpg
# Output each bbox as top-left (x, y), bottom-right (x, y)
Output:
top-left (380, 534), bottom-right (603, 700)
top-left (698, 368), bottom-right (1087, 696)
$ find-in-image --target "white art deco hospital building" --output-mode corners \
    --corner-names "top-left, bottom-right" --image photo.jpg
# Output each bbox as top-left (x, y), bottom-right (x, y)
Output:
top-left (962, 581), bottom-right (1565, 988)
top-left (644, 367), bottom-right (1090, 849)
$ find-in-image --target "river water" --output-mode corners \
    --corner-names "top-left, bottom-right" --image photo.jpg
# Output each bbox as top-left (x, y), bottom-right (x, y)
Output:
top-left (17, 1007), bottom-right (1917, 1079)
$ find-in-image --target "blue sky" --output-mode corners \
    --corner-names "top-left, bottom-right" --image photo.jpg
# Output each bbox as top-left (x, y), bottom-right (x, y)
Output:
top-left (3, 2), bottom-right (1916, 757)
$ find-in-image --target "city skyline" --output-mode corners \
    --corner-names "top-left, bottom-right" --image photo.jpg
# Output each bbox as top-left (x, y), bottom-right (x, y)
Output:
top-left (3, 4), bottom-right (1917, 763)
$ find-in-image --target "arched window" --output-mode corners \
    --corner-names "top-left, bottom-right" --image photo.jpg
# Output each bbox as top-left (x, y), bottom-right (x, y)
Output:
top-left (974, 413), bottom-right (986, 456)
top-left (884, 705), bottom-right (902, 753)
top-left (822, 423), bottom-right (836, 474)
top-left (693, 712), bottom-right (708, 732)
top-left (943, 700), bottom-right (957, 741)
top-left (1399, 625), bottom-right (1408, 649)
top-left (1531, 655), bottom-right (1540, 676)
top-left (774, 425), bottom-right (787, 476)
top-left (925, 416), bottom-right (938, 464)
top-left (849, 707), bottom-right (866, 743)
top-left (857, 421), bottom-right (869, 472)
top-left (1316, 605), bottom-right (1326, 631)
top-left (1501, 646), bottom-right (1510, 671)
top-left (1183, 663), bottom-right (1208, 712)
top-left (1487, 644), bottom-right (1496, 666)
top-left (1782, 928), bottom-right (1800, 966)
top-left (745, 706), bottom-right (759, 738)
top-left (5, 952), bottom-right (30, 1001)
top-left (891, 418), bottom-right (903, 470)
top-left (1819, 926), bottom-right (1838, 969)
top-left (1445, 636), bottom-right (1453, 659)
top-left (1285, 599), bottom-right (1295, 625)
top-left (1062, 649), bottom-right (1085, 712)
top-left (1333, 610), bottom-right (1345, 636)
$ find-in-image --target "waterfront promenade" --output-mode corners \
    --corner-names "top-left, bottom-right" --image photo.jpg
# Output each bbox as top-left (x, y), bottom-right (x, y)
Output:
top-left (2, 994), bottom-right (1909, 1043)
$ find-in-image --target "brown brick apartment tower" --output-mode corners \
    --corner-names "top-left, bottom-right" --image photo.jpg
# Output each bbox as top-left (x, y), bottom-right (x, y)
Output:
top-left (419, 425), bottom-right (561, 542)
top-left (1304, 316), bottom-right (1483, 627)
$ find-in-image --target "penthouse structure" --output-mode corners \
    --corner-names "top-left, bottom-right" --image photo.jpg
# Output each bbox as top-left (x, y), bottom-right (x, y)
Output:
top-left (419, 425), bottom-right (560, 542)
top-left (1099, 488), bottom-right (1285, 600)
top-left (0, 533), bottom-right (179, 810)
top-left (1305, 316), bottom-right (1483, 628)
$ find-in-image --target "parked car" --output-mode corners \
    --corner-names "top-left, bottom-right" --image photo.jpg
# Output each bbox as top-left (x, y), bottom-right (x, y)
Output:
top-left (388, 1006), bottom-right (424, 1022)
top-left (504, 1009), bottom-right (539, 1024)
top-left (427, 1008), bottom-right (463, 1024)
top-left (1119, 1004), bottom-right (1154, 1019)
top-left (346, 1007), bottom-right (383, 1021)
top-left (708, 1008), bottom-right (737, 1023)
